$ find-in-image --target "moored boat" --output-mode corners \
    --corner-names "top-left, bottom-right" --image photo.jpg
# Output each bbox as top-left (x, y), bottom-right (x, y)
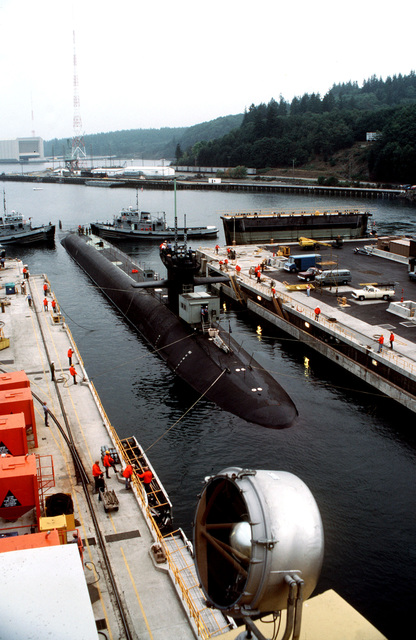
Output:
top-left (90, 206), bottom-right (218, 241)
top-left (0, 191), bottom-right (55, 245)
top-left (221, 208), bottom-right (371, 245)
top-left (0, 210), bottom-right (55, 245)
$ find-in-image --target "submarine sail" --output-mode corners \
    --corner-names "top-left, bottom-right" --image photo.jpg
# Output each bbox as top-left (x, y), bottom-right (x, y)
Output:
top-left (61, 232), bottom-right (297, 428)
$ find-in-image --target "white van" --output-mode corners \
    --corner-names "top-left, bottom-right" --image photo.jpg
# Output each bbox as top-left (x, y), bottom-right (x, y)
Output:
top-left (315, 269), bottom-right (351, 286)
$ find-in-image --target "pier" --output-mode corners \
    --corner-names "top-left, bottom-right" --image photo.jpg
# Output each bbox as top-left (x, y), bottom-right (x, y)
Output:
top-left (197, 242), bottom-right (416, 415)
top-left (0, 171), bottom-right (404, 199)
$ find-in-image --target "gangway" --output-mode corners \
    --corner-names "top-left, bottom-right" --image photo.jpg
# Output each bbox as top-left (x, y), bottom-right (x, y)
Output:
top-left (229, 274), bottom-right (244, 304)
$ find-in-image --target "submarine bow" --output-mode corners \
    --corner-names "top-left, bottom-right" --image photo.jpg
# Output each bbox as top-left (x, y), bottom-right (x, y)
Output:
top-left (61, 233), bottom-right (297, 428)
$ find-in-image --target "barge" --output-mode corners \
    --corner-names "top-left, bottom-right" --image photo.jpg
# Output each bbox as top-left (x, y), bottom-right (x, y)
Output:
top-left (221, 209), bottom-right (371, 245)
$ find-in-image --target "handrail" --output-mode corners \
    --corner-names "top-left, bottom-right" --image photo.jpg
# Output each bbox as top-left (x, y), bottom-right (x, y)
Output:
top-left (87, 380), bottom-right (225, 638)
top-left (233, 269), bottom-right (416, 377)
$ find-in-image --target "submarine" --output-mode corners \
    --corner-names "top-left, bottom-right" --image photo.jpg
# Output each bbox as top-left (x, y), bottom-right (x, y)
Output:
top-left (61, 231), bottom-right (297, 428)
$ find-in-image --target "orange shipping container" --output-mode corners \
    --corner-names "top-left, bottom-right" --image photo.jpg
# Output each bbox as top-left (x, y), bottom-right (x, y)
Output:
top-left (0, 388), bottom-right (37, 448)
top-left (0, 413), bottom-right (28, 456)
top-left (0, 454), bottom-right (40, 521)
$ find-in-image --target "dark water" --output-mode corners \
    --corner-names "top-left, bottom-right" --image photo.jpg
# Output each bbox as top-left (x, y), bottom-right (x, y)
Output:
top-left (3, 179), bottom-right (416, 639)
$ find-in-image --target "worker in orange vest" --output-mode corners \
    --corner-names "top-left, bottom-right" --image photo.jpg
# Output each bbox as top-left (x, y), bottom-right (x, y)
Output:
top-left (123, 464), bottom-right (134, 490)
top-left (69, 364), bottom-right (78, 384)
top-left (92, 461), bottom-right (103, 494)
top-left (68, 347), bottom-right (73, 366)
top-left (43, 297), bottom-right (48, 311)
top-left (314, 306), bottom-right (321, 321)
top-left (103, 450), bottom-right (115, 478)
top-left (137, 467), bottom-right (153, 494)
top-left (378, 334), bottom-right (384, 353)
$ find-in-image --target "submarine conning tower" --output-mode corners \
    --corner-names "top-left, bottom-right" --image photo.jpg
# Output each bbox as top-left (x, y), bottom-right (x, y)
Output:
top-left (160, 241), bottom-right (201, 313)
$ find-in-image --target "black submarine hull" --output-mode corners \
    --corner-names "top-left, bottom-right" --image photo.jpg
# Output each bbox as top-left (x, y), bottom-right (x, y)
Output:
top-left (61, 233), bottom-right (297, 428)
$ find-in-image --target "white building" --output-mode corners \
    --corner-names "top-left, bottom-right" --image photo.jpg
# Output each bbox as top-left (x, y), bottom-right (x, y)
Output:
top-left (0, 137), bottom-right (44, 162)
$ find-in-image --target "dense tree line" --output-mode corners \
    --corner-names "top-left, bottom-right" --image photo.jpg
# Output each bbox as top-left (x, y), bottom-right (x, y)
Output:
top-left (43, 114), bottom-right (243, 161)
top-left (178, 72), bottom-right (416, 182)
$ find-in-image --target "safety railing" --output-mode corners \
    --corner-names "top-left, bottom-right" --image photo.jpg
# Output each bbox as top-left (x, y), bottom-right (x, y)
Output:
top-left (230, 267), bottom-right (416, 378)
top-left (87, 380), bottom-right (226, 639)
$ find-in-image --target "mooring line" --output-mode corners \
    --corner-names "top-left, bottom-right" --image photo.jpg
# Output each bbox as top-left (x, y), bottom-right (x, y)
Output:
top-left (144, 368), bottom-right (227, 453)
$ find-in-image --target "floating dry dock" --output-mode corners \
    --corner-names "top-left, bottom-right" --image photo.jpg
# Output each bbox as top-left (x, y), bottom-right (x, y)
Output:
top-left (198, 240), bottom-right (416, 414)
top-left (0, 256), bottom-right (386, 639)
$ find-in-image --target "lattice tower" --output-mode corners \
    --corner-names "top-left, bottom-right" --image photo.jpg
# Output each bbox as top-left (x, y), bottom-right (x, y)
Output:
top-left (71, 29), bottom-right (86, 166)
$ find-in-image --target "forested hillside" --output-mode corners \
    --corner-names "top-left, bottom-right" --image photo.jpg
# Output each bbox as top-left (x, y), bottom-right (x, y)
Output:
top-left (44, 73), bottom-right (416, 183)
top-left (179, 72), bottom-right (416, 183)
top-left (43, 114), bottom-right (243, 161)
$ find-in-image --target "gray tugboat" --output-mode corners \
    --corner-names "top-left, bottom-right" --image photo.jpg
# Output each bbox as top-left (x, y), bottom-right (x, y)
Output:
top-left (0, 191), bottom-right (55, 245)
top-left (90, 188), bottom-right (218, 241)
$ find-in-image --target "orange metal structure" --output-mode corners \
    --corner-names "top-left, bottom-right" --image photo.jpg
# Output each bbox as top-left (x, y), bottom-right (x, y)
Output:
top-left (0, 454), bottom-right (40, 521)
top-left (0, 528), bottom-right (60, 553)
top-left (0, 371), bottom-right (30, 391)
top-left (0, 388), bottom-right (38, 448)
top-left (0, 413), bottom-right (28, 456)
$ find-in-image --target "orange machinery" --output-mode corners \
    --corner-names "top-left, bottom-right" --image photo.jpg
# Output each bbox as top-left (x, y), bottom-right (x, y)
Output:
top-left (0, 387), bottom-right (38, 448)
top-left (0, 528), bottom-right (60, 553)
top-left (0, 454), bottom-right (40, 521)
top-left (0, 371), bottom-right (30, 391)
top-left (0, 413), bottom-right (28, 456)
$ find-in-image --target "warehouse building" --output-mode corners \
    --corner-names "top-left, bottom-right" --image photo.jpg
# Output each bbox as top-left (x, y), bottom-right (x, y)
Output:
top-left (0, 137), bottom-right (44, 162)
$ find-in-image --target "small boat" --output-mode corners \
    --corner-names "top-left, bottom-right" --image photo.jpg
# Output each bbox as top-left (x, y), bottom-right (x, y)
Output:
top-left (0, 192), bottom-right (55, 245)
top-left (91, 207), bottom-right (218, 241)
top-left (91, 185), bottom-right (218, 241)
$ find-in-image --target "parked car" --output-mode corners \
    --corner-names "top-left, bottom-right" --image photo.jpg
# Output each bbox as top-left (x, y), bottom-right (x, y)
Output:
top-left (351, 285), bottom-right (395, 301)
top-left (409, 271), bottom-right (416, 282)
top-left (353, 246), bottom-right (374, 255)
top-left (298, 267), bottom-right (321, 282)
top-left (315, 269), bottom-right (352, 286)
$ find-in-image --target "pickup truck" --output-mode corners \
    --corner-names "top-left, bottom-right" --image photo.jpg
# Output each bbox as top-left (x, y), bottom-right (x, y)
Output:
top-left (351, 285), bottom-right (395, 301)
top-left (297, 267), bottom-right (321, 282)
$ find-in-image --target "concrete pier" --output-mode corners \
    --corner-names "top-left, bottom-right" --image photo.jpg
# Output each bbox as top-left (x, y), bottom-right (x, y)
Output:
top-left (198, 242), bottom-right (416, 415)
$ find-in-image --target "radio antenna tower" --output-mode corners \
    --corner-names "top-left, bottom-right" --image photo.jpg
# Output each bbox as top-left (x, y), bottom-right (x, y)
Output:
top-left (70, 29), bottom-right (86, 169)
top-left (31, 93), bottom-right (35, 137)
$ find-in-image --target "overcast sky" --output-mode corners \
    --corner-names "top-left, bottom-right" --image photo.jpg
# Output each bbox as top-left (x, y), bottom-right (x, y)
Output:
top-left (1, 0), bottom-right (414, 141)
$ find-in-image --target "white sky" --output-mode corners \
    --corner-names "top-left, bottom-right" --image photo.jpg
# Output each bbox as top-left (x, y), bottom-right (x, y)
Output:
top-left (1, 0), bottom-right (414, 141)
